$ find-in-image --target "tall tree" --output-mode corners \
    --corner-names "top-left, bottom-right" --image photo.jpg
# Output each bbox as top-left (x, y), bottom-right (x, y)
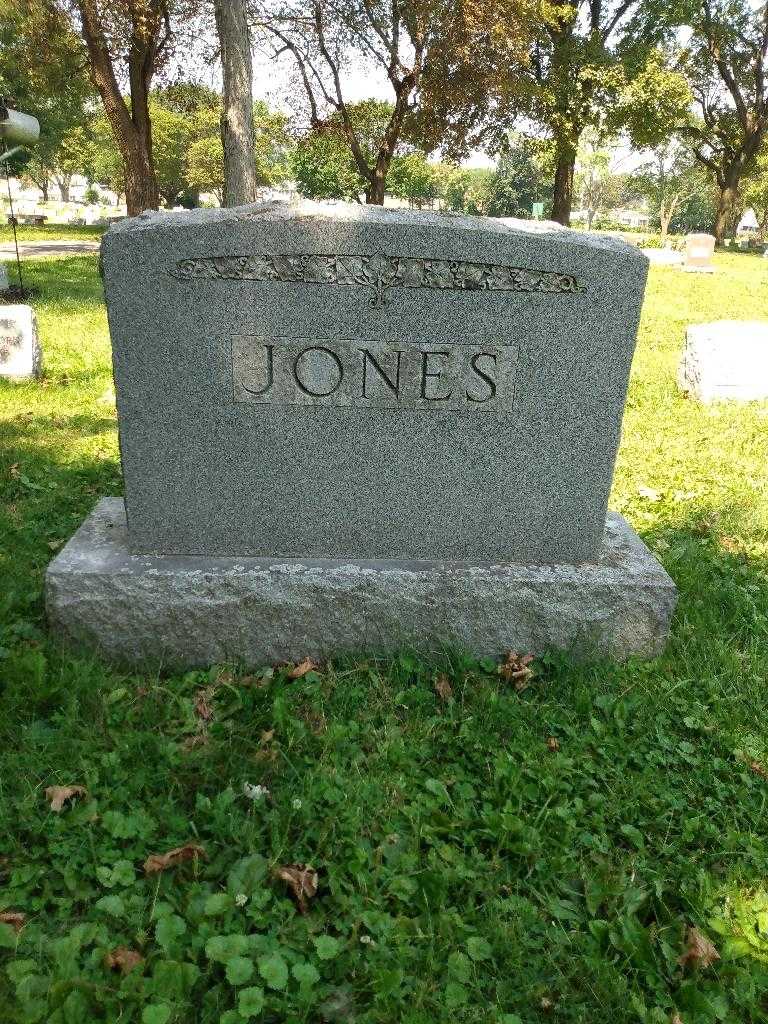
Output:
top-left (256, 0), bottom-right (537, 204)
top-left (677, 0), bottom-right (768, 242)
top-left (630, 143), bottom-right (705, 241)
top-left (515, 0), bottom-right (641, 225)
top-left (68, 0), bottom-right (173, 214)
top-left (497, 9), bottom-right (689, 225)
top-left (743, 141), bottom-right (768, 240)
top-left (213, 0), bottom-right (258, 205)
top-left (0, 0), bottom-right (94, 195)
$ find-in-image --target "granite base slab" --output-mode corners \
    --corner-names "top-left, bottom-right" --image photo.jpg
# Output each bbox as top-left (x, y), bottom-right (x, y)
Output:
top-left (45, 499), bottom-right (677, 667)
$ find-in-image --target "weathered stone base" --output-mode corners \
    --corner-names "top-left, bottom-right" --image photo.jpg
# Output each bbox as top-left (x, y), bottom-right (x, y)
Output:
top-left (45, 499), bottom-right (677, 668)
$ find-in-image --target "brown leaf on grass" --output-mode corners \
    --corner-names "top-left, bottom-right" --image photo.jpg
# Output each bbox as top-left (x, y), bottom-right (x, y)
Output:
top-left (434, 674), bottom-right (453, 702)
top-left (678, 927), bottom-right (720, 969)
top-left (750, 760), bottom-right (768, 779)
top-left (105, 946), bottom-right (144, 974)
top-left (47, 539), bottom-right (63, 550)
top-left (261, 729), bottom-right (275, 744)
top-left (45, 785), bottom-right (87, 812)
top-left (143, 843), bottom-right (206, 875)
top-left (546, 736), bottom-right (560, 752)
top-left (498, 651), bottom-right (535, 691)
top-left (194, 687), bottom-right (215, 722)
top-left (719, 535), bottom-right (741, 554)
top-left (671, 1015), bottom-right (684, 1024)
top-left (288, 657), bottom-right (319, 679)
top-left (0, 911), bottom-right (26, 933)
top-left (9, 464), bottom-right (19, 479)
top-left (274, 862), bottom-right (318, 914)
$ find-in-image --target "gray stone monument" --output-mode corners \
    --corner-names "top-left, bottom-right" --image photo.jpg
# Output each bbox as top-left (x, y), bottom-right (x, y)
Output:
top-left (0, 304), bottom-right (42, 378)
top-left (46, 201), bottom-right (676, 665)
top-left (679, 320), bottom-right (768, 402)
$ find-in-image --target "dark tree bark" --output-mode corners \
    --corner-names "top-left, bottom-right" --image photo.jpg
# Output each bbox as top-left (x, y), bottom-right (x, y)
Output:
top-left (213, 0), bottom-right (258, 206)
top-left (76, 0), bottom-right (170, 215)
top-left (551, 142), bottom-right (576, 225)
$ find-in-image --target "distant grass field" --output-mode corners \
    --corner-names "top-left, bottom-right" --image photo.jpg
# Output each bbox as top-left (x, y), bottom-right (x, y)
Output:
top-left (0, 223), bottom-right (106, 243)
top-left (1, 252), bottom-right (768, 1024)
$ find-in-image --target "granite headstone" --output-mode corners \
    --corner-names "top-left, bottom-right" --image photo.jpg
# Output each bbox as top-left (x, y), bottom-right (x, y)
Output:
top-left (102, 203), bottom-right (645, 564)
top-left (47, 201), bottom-right (677, 665)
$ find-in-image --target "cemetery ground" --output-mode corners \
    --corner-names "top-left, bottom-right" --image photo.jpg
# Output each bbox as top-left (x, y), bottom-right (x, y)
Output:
top-left (0, 253), bottom-right (767, 1024)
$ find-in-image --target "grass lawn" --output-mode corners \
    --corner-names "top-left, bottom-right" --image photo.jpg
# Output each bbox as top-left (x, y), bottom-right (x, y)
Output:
top-left (1, 252), bottom-right (768, 1024)
top-left (0, 224), bottom-right (107, 243)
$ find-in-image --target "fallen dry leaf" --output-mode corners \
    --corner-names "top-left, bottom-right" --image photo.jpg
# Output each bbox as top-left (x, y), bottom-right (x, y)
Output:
top-left (678, 926), bottom-right (720, 969)
top-left (143, 843), bottom-right (206, 875)
top-left (0, 911), bottom-right (26, 933)
top-left (194, 687), bottom-right (215, 722)
top-left (9, 464), bottom-right (19, 479)
top-left (274, 862), bottom-right (318, 914)
top-left (546, 736), bottom-right (560, 752)
top-left (750, 760), bottom-right (768, 779)
top-left (671, 1015), bottom-right (684, 1024)
top-left (498, 651), bottom-right (535, 691)
top-left (261, 729), bottom-right (275, 744)
top-left (105, 946), bottom-right (144, 974)
top-left (45, 785), bottom-right (87, 812)
top-left (47, 539), bottom-right (64, 550)
top-left (719, 535), bottom-right (741, 554)
top-left (288, 657), bottom-right (319, 679)
top-left (434, 674), bottom-right (453, 702)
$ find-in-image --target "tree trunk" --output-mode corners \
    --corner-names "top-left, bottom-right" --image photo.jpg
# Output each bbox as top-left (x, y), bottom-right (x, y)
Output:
top-left (713, 171), bottom-right (740, 244)
top-left (56, 175), bottom-right (72, 203)
top-left (551, 142), bottom-right (577, 226)
top-left (214, 0), bottom-right (257, 206)
top-left (366, 167), bottom-right (387, 205)
top-left (38, 178), bottom-right (49, 203)
top-left (77, 0), bottom-right (161, 216)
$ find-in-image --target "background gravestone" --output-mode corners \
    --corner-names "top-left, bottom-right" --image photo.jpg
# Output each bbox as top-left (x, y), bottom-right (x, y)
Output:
top-left (46, 201), bottom-right (677, 665)
top-left (0, 305), bottom-right (42, 379)
top-left (682, 233), bottom-right (716, 273)
top-left (679, 320), bottom-right (768, 402)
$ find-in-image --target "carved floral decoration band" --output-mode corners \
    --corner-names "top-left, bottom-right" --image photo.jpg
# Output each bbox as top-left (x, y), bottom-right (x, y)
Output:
top-left (168, 253), bottom-right (583, 308)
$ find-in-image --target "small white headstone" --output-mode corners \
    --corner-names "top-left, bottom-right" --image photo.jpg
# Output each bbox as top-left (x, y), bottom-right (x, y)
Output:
top-left (0, 305), bottom-right (42, 379)
top-left (0, 263), bottom-right (8, 291)
top-left (679, 320), bottom-right (768, 402)
top-left (681, 233), bottom-right (716, 273)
